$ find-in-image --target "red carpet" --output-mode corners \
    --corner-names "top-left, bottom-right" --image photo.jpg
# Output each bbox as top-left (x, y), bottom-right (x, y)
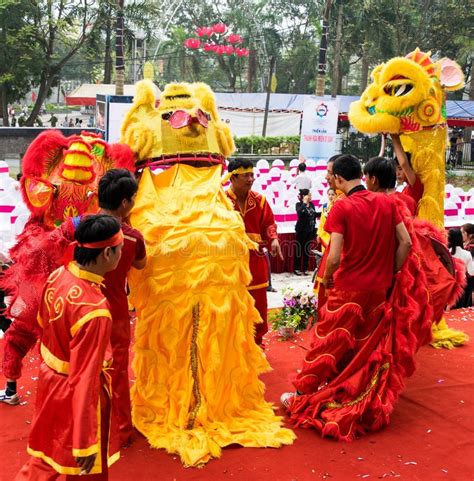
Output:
top-left (1, 309), bottom-right (473, 481)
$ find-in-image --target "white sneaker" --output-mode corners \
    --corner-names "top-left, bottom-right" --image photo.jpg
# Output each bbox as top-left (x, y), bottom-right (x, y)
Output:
top-left (280, 392), bottom-right (296, 409)
top-left (0, 389), bottom-right (20, 406)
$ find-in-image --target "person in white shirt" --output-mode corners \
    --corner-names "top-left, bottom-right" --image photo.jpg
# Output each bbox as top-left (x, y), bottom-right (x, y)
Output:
top-left (448, 228), bottom-right (473, 308)
top-left (291, 163), bottom-right (312, 190)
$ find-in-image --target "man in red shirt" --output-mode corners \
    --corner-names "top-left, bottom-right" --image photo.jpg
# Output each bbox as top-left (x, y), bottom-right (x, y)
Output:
top-left (1, 170), bottom-right (146, 447)
top-left (281, 154), bottom-right (414, 441)
top-left (15, 214), bottom-right (123, 480)
top-left (226, 159), bottom-right (283, 345)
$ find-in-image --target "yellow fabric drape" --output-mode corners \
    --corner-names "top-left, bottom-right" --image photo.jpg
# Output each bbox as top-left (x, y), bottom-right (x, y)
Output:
top-left (128, 164), bottom-right (295, 467)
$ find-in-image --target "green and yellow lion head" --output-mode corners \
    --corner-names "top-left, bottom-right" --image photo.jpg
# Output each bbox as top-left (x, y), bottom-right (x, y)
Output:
top-left (121, 80), bottom-right (235, 165)
top-left (349, 48), bottom-right (464, 135)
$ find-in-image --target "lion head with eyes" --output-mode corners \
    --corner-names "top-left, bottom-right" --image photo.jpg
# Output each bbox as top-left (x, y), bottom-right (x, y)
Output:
top-left (349, 48), bottom-right (464, 135)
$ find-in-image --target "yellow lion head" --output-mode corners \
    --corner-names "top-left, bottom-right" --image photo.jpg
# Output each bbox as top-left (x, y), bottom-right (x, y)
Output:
top-left (121, 81), bottom-right (235, 165)
top-left (349, 48), bottom-right (464, 135)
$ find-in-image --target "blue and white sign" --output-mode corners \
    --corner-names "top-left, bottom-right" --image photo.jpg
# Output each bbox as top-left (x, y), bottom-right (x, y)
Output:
top-left (299, 96), bottom-right (339, 161)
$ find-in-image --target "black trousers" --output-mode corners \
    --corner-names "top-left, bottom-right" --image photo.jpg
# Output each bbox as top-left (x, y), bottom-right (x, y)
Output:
top-left (295, 231), bottom-right (314, 272)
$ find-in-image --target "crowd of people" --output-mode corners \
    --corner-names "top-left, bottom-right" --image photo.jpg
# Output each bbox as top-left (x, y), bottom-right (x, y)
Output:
top-left (0, 147), bottom-right (472, 478)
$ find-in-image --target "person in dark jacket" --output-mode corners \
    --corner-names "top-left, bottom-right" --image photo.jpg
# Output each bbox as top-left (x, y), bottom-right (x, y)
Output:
top-left (294, 188), bottom-right (317, 275)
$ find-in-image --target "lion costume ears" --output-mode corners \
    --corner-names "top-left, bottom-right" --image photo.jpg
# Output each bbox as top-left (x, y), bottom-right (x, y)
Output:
top-left (438, 58), bottom-right (464, 91)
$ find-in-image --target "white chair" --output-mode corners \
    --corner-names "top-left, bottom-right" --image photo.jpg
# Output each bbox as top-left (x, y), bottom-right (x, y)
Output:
top-left (316, 159), bottom-right (327, 173)
top-left (463, 197), bottom-right (474, 222)
top-left (272, 158), bottom-right (285, 170)
top-left (305, 159), bottom-right (316, 173)
top-left (289, 158), bottom-right (299, 169)
top-left (444, 199), bottom-right (460, 227)
top-left (256, 159), bottom-right (270, 174)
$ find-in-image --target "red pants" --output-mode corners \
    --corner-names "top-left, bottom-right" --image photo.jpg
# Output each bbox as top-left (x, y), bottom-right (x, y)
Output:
top-left (3, 317), bottom-right (40, 380)
top-left (249, 287), bottom-right (268, 345)
top-left (110, 316), bottom-right (132, 446)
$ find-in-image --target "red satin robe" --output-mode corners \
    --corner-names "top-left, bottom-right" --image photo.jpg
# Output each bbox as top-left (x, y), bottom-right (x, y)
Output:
top-left (226, 188), bottom-right (278, 344)
top-left (18, 263), bottom-right (120, 477)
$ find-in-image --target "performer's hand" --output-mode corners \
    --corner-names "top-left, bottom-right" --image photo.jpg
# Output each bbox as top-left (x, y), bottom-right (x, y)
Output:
top-left (322, 276), bottom-right (334, 289)
top-left (270, 238), bottom-right (284, 260)
top-left (303, 195), bottom-right (310, 204)
top-left (75, 454), bottom-right (97, 475)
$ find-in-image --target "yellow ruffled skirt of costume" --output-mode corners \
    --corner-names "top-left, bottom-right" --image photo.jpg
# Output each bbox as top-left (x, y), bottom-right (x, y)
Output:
top-left (128, 165), bottom-right (295, 466)
top-left (431, 317), bottom-right (469, 349)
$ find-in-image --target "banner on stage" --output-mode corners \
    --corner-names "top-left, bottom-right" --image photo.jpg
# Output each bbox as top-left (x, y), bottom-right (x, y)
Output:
top-left (299, 97), bottom-right (339, 161)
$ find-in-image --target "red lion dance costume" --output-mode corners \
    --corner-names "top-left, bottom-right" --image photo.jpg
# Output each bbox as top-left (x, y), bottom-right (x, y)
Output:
top-left (1, 130), bottom-right (134, 381)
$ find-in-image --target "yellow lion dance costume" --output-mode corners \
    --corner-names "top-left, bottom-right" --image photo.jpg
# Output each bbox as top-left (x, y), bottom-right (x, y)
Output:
top-left (120, 78), bottom-right (295, 466)
top-left (349, 48), bottom-right (467, 349)
top-left (349, 48), bottom-right (464, 228)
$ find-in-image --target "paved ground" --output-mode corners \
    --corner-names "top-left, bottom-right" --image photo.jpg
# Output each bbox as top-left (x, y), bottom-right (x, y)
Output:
top-left (267, 272), bottom-right (314, 309)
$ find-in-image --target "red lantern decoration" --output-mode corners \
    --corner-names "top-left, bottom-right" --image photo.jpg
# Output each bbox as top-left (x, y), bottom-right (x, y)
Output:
top-left (225, 45), bottom-right (235, 55)
top-left (227, 33), bottom-right (242, 44)
top-left (203, 43), bottom-right (213, 52)
top-left (184, 38), bottom-right (201, 49)
top-left (196, 26), bottom-right (213, 37)
top-left (212, 23), bottom-right (227, 34)
top-left (235, 47), bottom-right (249, 57)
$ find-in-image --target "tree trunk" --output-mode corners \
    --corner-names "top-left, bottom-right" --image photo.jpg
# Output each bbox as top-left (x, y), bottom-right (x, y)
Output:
top-left (470, 57), bottom-right (474, 100)
top-left (115, 1), bottom-right (125, 95)
top-left (0, 85), bottom-right (8, 126)
top-left (25, 72), bottom-right (54, 126)
top-left (103, 15), bottom-right (113, 84)
top-left (315, 0), bottom-right (333, 96)
top-left (359, 36), bottom-right (369, 95)
top-left (247, 47), bottom-right (257, 92)
top-left (331, 2), bottom-right (343, 97)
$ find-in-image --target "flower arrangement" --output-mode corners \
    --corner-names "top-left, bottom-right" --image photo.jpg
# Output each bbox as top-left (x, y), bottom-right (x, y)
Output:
top-left (270, 287), bottom-right (317, 339)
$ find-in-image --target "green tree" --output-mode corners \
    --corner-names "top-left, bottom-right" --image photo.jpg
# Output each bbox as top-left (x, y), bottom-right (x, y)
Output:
top-left (0, 0), bottom-right (40, 125)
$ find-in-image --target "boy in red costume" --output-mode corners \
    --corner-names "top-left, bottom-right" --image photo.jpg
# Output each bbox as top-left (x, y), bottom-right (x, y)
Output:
top-left (225, 159), bottom-right (283, 345)
top-left (15, 214), bottom-right (123, 480)
top-left (281, 155), bottom-right (416, 441)
top-left (1, 170), bottom-right (146, 448)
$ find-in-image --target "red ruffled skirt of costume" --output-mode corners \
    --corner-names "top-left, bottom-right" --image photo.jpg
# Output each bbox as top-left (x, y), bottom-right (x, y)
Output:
top-left (289, 247), bottom-right (433, 440)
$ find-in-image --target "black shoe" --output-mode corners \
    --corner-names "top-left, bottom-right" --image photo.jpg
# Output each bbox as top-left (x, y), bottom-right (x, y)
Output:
top-left (267, 287), bottom-right (277, 293)
top-left (294, 270), bottom-right (302, 276)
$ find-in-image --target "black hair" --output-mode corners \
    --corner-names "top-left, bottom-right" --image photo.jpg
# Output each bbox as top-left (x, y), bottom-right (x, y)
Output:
top-left (447, 228), bottom-right (464, 255)
top-left (332, 154), bottom-right (362, 181)
top-left (227, 158), bottom-right (254, 173)
top-left (462, 223), bottom-right (474, 240)
top-left (327, 154), bottom-right (341, 165)
top-left (298, 188), bottom-right (310, 201)
top-left (393, 151), bottom-right (412, 166)
top-left (298, 163), bottom-right (307, 172)
top-left (363, 156), bottom-right (396, 189)
top-left (327, 187), bottom-right (336, 194)
top-left (74, 214), bottom-right (121, 266)
top-left (98, 169), bottom-right (138, 210)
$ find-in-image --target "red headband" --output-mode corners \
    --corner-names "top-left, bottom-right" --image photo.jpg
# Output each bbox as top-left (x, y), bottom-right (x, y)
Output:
top-left (77, 230), bottom-right (124, 249)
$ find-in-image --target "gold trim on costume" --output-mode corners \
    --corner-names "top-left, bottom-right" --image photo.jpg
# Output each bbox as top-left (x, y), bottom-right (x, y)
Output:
top-left (304, 352), bottom-right (336, 364)
top-left (248, 282), bottom-right (269, 291)
top-left (27, 447), bottom-right (84, 475)
top-left (72, 444), bottom-right (99, 457)
top-left (68, 262), bottom-right (105, 286)
top-left (70, 309), bottom-right (112, 337)
top-left (123, 234), bottom-right (137, 242)
top-left (324, 362), bottom-right (390, 410)
top-left (187, 303), bottom-right (202, 430)
top-left (41, 343), bottom-right (69, 375)
top-left (247, 233), bottom-right (262, 243)
top-left (37, 312), bottom-right (43, 328)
